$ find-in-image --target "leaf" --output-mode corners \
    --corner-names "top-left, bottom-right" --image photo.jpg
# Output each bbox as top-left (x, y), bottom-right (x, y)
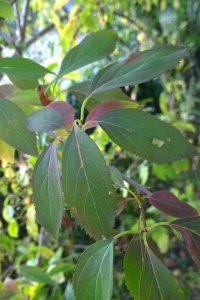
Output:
top-left (32, 142), bottom-right (63, 237)
top-left (124, 234), bottom-right (186, 300)
top-left (196, 160), bottom-right (200, 181)
top-left (0, 290), bottom-right (17, 300)
top-left (20, 266), bottom-right (54, 285)
top-left (68, 81), bottom-right (132, 111)
top-left (0, 84), bottom-right (17, 98)
top-left (7, 90), bottom-right (42, 106)
top-left (53, 0), bottom-right (70, 11)
top-left (107, 165), bottom-right (125, 189)
top-left (73, 238), bottom-right (114, 300)
top-left (88, 46), bottom-right (186, 95)
top-left (0, 138), bottom-right (15, 163)
top-left (8, 220), bottom-right (19, 238)
top-left (0, 98), bottom-right (38, 156)
top-left (26, 107), bottom-right (65, 132)
top-left (171, 216), bottom-right (200, 266)
top-left (148, 190), bottom-right (198, 218)
top-left (49, 102), bottom-right (74, 131)
top-left (59, 30), bottom-right (117, 77)
top-left (48, 262), bottom-right (75, 276)
top-left (116, 196), bottom-right (131, 215)
top-left (0, 57), bottom-right (53, 79)
top-left (2, 278), bottom-right (19, 292)
top-left (7, 75), bottom-right (39, 90)
top-left (62, 124), bottom-right (117, 240)
top-left (0, 0), bottom-right (14, 19)
top-left (86, 103), bottom-right (197, 163)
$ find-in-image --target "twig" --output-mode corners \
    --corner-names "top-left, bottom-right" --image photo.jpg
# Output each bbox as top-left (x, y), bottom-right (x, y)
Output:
top-left (35, 227), bottom-right (45, 266)
top-left (20, 0), bottom-right (30, 41)
top-left (14, 1), bottom-right (23, 41)
top-left (121, 173), bottom-right (152, 196)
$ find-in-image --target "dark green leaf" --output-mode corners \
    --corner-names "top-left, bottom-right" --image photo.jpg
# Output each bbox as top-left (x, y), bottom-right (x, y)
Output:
top-left (0, 0), bottom-right (14, 19)
top-left (0, 57), bottom-right (52, 79)
top-left (49, 262), bottom-right (75, 276)
top-left (62, 124), bottom-right (117, 240)
top-left (68, 81), bottom-right (131, 111)
top-left (124, 235), bottom-right (186, 300)
top-left (32, 142), bottom-right (63, 237)
top-left (20, 266), bottom-right (54, 285)
top-left (87, 103), bottom-right (197, 163)
top-left (59, 30), bottom-right (117, 77)
top-left (73, 238), bottom-right (114, 300)
top-left (26, 107), bottom-right (65, 132)
top-left (0, 98), bottom-right (38, 156)
top-left (196, 160), bottom-right (200, 181)
top-left (88, 47), bottom-right (186, 95)
top-left (171, 216), bottom-right (200, 266)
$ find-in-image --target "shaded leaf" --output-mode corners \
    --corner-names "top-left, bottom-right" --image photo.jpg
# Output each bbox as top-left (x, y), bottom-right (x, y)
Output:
top-left (26, 107), bottom-right (65, 132)
top-left (116, 196), bottom-right (131, 215)
top-left (0, 0), bottom-right (14, 19)
top-left (7, 90), bottom-right (42, 106)
top-left (7, 75), bottom-right (39, 90)
top-left (59, 30), bottom-right (117, 77)
top-left (87, 105), bottom-right (197, 163)
top-left (171, 216), bottom-right (200, 266)
top-left (196, 160), bottom-right (200, 181)
top-left (0, 289), bottom-right (16, 300)
top-left (0, 138), bottom-right (15, 163)
top-left (148, 190), bottom-right (198, 218)
top-left (0, 98), bottom-right (38, 156)
top-left (62, 124), bottom-right (117, 240)
top-left (2, 278), bottom-right (19, 292)
top-left (49, 262), bottom-right (75, 276)
top-left (68, 81), bottom-right (131, 111)
top-left (88, 46), bottom-right (186, 95)
top-left (49, 102), bottom-right (74, 131)
top-left (107, 165), bottom-right (125, 189)
top-left (73, 238), bottom-right (114, 300)
top-left (0, 84), bottom-right (17, 98)
top-left (124, 234), bottom-right (186, 300)
top-left (32, 142), bottom-right (63, 237)
top-left (20, 266), bottom-right (54, 285)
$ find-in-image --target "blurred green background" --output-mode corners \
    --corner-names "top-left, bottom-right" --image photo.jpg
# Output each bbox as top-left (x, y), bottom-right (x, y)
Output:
top-left (0, 0), bottom-right (200, 299)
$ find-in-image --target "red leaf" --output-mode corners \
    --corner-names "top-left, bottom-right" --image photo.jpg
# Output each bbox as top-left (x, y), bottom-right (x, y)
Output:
top-left (85, 100), bottom-right (138, 129)
top-left (49, 101), bottom-right (74, 131)
top-left (148, 190), bottom-right (198, 218)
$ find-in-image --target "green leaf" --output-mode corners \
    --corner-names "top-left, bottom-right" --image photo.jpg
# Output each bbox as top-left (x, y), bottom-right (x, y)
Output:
top-left (0, 0), bottom-right (14, 19)
top-left (0, 57), bottom-right (52, 79)
top-left (86, 102), bottom-right (197, 163)
top-left (0, 290), bottom-right (16, 300)
top-left (0, 84), bottom-right (17, 98)
top-left (26, 107), bottom-right (65, 132)
top-left (32, 142), bottom-right (63, 237)
top-left (171, 216), bottom-right (200, 266)
top-left (68, 81), bottom-right (131, 111)
top-left (0, 138), bottom-right (15, 163)
top-left (124, 235), bottom-right (186, 300)
top-left (7, 220), bottom-right (19, 238)
top-left (62, 124), bottom-right (117, 240)
top-left (20, 266), bottom-right (54, 285)
top-left (88, 46), bottom-right (186, 95)
top-left (73, 238), bottom-right (114, 300)
top-left (7, 75), bottom-right (39, 90)
top-left (0, 98), bottom-right (38, 156)
top-left (59, 30), bottom-right (117, 77)
top-left (48, 262), bottom-right (75, 276)
top-left (7, 90), bottom-right (42, 106)
top-left (107, 165), bottom-right (125, 189)
top-left (49, 102), bottom-right (74, 131)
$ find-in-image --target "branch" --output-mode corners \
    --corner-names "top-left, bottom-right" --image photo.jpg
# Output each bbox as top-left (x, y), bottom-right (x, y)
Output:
top-left (20, 0), bottom-right (30, 42)
top-left (121, 173), bottom-right (152, 196)
top-left (14, 1), bottom-right (22, 40)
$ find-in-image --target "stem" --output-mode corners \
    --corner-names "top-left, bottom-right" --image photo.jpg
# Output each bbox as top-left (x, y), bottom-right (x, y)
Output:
top-left (80, 95), bottom-right (91, 123)
top-left (114, 229), bottom-right (141, 240)
top-left (121, 173), bottom-right (152, 196)
top-left (82, 120), bottom-right (97, 130)
top-left (149, 222), bottom-right (170, 230)
top-left (128, 189), bottom-right (147, 230)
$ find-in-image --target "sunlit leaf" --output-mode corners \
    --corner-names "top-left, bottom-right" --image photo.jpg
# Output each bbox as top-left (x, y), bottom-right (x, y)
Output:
top-left (0, 138), bottom-right (15, 163)
top-left (7, 75), bottom-right (39, 90)
top-left (53, 0), bottom-right (70, 11)
top-left (85, 104), bottom-right (197, 163)
top-left (8, 220), bottom-right (19, 238)
top-left (68, 81), bottom-right (132, 111)
top-left (0, 0), bottom-right (14, 19)
top-left (171, 216), bottom-right (200, 266)
top-left (124, 234), bottom-right (186, 300)
top-left (32, 142), bottom-right (63, 237)
top-left (49, 102), bottom-right (74, 131)
top-left (88, 47), bottom-right (186, 95)
top-left (0, 98), bottom-right (38, 156)
top-left (59, 30), bottom-right (117, 77)
top-left (20, 266), bottom-right (54, 285)
top-left (73, 239), bottom-right (114, 300)
top-left (26, 107), bottom-right (65, 132)
top-left (48, 262), bottom-right (75, 276)
top-left (7, 90), bottom-right (42, 106)
top-left (62, 124), bottom-right (117, 240)
top-left (148, 190), bottom-right (198, 218)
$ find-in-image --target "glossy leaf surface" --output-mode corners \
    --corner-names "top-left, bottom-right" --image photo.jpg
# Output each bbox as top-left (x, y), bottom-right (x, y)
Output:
top-left (59, 30), bottom-right (117, 77)
top-left (49, 102), bottom-right (74, 131)
top-left (32, 143), bottom-right (63, 237)
top-left (68, 81), bottom-right (131, 111)
top-left (20, 266), bottom-right (54, 285)
top-left (0, 98), bottom-right (38, 156)
top-left (89, 46), bottom-right (186, 95)
top-left (73, 238), bottom-right (114, 300)
top-left (148, 190), bottom-right (198, 218)
top-left (26, 107), bottom-right (65, 132)
top-left (124, 235), bottom-right (186, 300)
top-left (88, 106), bottom-right (197, 163)
top-left (171, 216), bottom-right (200, 266)
top-left (62, 124), bottom-right (117, 240)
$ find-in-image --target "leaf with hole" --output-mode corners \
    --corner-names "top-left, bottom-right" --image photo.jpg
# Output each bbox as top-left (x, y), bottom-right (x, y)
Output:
top-left (124, 234), bottom-right (186, 300)
top-left (148, 190), bottom-right (198, 218)
top-left (171, 216), bottom-right (200, 266)
top-left (59, 30), bottom-right (117, 77)
top-left (0, 98), bottom-right (38, 156)
top-left (88, 46), bottom-right (186, 95)
top-left (85, 102), bottom-right (197, 163)
top-left (32, 142), bottom-right (63, 237)
top-left (73, 238), bottom-right (114, 300)
top-left (62, 124), bottom-right (117, 240)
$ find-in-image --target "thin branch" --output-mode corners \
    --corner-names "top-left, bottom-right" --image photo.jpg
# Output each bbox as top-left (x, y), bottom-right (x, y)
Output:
top-left (20, 0), bottom-right (30, 42)
top-left (121, 173), bottom-right (152, 196)
top-left (14, 1), bottom-right (23, 41)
